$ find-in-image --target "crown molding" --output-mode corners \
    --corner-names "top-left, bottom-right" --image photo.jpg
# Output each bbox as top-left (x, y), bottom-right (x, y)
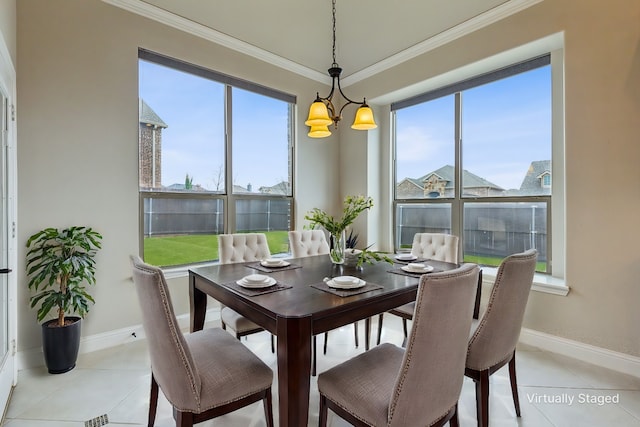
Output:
top-left (341, 0), bottom-right (543, 87)
top-left (102, 0), bottom-right (331, 84)
top-left (103, 0), bottom-right (542, 87)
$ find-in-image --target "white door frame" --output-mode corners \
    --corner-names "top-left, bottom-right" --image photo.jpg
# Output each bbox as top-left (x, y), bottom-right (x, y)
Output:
top-left (0, 29), bottom-right (18, 418)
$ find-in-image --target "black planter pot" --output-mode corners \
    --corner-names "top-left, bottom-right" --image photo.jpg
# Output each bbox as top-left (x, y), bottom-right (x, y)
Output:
top-left (41, 316), bottom-right (81, 374)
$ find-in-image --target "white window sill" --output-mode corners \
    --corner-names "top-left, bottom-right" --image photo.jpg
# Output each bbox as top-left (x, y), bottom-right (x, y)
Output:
top-left (480, 267), bottom-right (569, 296)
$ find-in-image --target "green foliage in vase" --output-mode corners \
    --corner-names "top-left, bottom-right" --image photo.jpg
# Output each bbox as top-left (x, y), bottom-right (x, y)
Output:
top-left (26, 226), bottom-right (103, 326)
top-left (356, 245), bottom-right (394, 268)
top-left (304, 195), bottom-right (373, 235)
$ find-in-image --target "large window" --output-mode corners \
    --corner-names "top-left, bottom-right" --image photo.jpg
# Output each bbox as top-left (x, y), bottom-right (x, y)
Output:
top-left (394, 55), bottom-right (552, 272)
top-left (138, 50), bottom-right (295, 267)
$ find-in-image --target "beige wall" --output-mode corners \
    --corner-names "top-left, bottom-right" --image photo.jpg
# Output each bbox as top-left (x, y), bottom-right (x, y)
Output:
top-left (0, 0), bottom-right (16, 64)
top-left (15, 0), bottom-right (333, 353)
top-left (14, 0), bottom-right (640, 359)
top-left (351, 0), bottom-right (640, 357)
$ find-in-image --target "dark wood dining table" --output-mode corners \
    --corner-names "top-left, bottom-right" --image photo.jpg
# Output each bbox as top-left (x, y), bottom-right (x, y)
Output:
top-left (189, 255), bottom-right (481, 427)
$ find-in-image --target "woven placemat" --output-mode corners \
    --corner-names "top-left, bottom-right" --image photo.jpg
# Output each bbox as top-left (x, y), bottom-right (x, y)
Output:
top-left (222, 281), bottom-right (292, 297)
top-left (246, 262), bottom-right (302, 273)
top-left (310, 281), bottom-right (383, 297)
top-left (388, 266), bottom-right (443, 278)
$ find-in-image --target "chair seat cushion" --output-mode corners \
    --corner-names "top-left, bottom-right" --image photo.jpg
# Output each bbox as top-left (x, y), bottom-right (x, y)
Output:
top-left (221, 307), bottom-right (263, 334)
top-left (185, 328), bottom-right (273, 411)
top-left (390, 302), bottom-right (414, 318)
top-left (318, 343), bottom-right (404, 426)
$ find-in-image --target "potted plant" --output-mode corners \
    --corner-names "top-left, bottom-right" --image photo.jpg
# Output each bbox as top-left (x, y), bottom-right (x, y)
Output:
top-left (304, 195), bottom-right (373, 264)
top-left (25, 226), bottom-right (103, 373)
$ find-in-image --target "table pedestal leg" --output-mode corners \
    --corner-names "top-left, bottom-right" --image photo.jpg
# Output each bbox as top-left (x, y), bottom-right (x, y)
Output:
top-left (276, 315), bottom-right (312, 427)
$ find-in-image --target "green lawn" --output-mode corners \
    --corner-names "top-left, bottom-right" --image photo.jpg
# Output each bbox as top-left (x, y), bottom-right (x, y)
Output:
top-left (144, 231), bottom-right (289, 267)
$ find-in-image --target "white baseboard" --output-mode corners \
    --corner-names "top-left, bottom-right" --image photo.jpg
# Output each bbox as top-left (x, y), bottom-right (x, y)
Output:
top-left (519, 327), bottom-right (640, 378)
top-left (17, 308), bottom-right (221, 371)
top-left (18, 314), bottom-right (639, 380)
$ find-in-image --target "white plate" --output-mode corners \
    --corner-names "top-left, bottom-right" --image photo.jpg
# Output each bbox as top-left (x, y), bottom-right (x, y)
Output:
top-left (326, 278), bottom-right (366, 289)
top-left (237, 277), bottom-right (277, 288)
top-left (243, 274), bottom-right (270, 284)
top-left (260, 260), bottom-right (290, 268)
top-left (401, 265), bottom-right (434, 274)
top-left (395, 254), bottom-right (417, 261)
top-left (332, 275), bottom-right (360, 286)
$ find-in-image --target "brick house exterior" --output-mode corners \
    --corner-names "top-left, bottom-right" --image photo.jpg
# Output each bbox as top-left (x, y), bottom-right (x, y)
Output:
top-left (138, 99), bottom-right (167, 189)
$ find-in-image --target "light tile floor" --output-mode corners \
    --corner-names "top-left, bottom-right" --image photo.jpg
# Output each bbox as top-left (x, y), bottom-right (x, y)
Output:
top-left (4, 315), bottom-right (640, 426)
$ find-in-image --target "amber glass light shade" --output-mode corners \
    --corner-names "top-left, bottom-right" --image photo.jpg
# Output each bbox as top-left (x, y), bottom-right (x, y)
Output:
top-left (305, 101), bottom-right (332, 126)
top-left (351, 105), bottom-right (377, 130)
top-left (308, 125), bottom-right (332, 138)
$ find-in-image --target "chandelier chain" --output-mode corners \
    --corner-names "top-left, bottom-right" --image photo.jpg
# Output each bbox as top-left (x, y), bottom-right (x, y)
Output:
top-left (331, 0), bottom-right (337, 66)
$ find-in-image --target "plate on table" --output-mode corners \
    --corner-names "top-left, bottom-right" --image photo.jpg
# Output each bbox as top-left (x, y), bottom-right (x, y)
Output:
top-left (326, 276), bottom-right (366, 289)
top-left (260, 259), bottom-right (290, 268)
top-left (237, 274), bottom-right (277, 288)
top-left (401, 264), bottom-right (434, 274)
top-left (395, 253), bottom-right (417, 262)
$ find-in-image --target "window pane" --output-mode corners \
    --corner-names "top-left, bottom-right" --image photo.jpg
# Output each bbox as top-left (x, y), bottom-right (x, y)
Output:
top-left (232, 88), bottom-right (292, 195)
top-left (395, 203), bottom-right (452, 249)
top-left (461, 66), bottom-right (552, 197)
top-left (143, 197), bottom-right (224, 267)
top-left (139, 60), bottom-right (226, 192)
top-left (235, 199), bottom-right (291, 255)
top-left (463, 202), bottom-right (548, 272)
top-left (395, 95), bottom-right (455, 199)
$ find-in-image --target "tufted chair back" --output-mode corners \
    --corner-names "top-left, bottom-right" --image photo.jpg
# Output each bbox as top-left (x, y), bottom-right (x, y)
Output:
top-left (288, 230), bottom-right (330, 258)
top-left (411, 233), bottom-right (459, 263)
top-left (218, 233), bottom-right (271, 264)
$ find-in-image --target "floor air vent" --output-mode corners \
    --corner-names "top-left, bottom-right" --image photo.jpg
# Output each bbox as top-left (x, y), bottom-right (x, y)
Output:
top-left (85, 414), bottom-right (109, 427)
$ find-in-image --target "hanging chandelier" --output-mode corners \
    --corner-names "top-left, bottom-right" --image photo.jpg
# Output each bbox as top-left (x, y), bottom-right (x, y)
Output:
top-left (305, 0), bottom-right (377, 138)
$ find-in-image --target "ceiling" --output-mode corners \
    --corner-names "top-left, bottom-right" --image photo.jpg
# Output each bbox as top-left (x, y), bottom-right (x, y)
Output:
top-left (109, 0), bottom-right (539, 85)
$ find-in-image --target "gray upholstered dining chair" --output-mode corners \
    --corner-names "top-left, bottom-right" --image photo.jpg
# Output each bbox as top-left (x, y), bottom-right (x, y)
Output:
top-left (465, 249), bottom-right (537, 427)
top-left (376, 232), bottom-right (460, 346)
top-left (318, 263), bottom-right (479, 427)
top-left (130, 256), bottom-right (274, 427)
top-left (218, 233), bottom-right (274, 352)
top-left (288, 229), bottom-right (360, 376)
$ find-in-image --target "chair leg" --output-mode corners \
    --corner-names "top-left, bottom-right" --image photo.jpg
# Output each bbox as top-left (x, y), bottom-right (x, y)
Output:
top-left (263, 388), bottom-right (274, 427)
top-left (319, 394), bottom-right (328, 427)
top-left (175, 410), bottom-right (194, 427)
top-left (353, 321), bottom-right (359, 348)
top-left (312, 335), bottom-right (317, 377)
top-left (376, 313), bottom-right (384, 345)
top-left (475, 370), bottom-right (490, 427)
top-left (323, 332), bottom-right (328, 354)
top-left (271, 334), bottom-right (275, 353)
top-left (449, 403), bottom-right (459, 427)
top-left (364, 317), bottom-right (370, 350)
top-left (402, 318), bottom-right (408, 338)
top-left (148, 373), bottom-right (159, 427)
top-left (508, 352), bottom-right (522, 417)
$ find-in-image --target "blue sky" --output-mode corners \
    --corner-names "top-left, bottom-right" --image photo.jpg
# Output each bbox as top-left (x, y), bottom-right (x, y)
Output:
top-left (396, 66), bottom-right (551, 190)
top-left (140, 60), bottom-right (551, 192)
top-left (139, 60), bottom-right (290, 191)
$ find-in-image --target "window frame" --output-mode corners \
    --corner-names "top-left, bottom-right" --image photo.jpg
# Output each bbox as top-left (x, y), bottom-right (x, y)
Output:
top-left (392, 54), bottom-right (554, 274)
top-left (138, 49), bottom-right (296, 268)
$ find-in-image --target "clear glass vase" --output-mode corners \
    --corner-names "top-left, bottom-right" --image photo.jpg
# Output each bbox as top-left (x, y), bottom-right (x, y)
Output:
top-left (329, 230), bottom-right (346, 264)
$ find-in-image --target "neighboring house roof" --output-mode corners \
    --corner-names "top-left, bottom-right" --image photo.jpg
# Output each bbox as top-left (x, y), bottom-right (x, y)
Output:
top-left (415, 165), bottom-right (504, 191)
top-left (259, 181), bottom-right (291, 195)
top-left (139, 98), bottom-right (168, 128)
top-left (513, 160), bottom-right (552, 196)
top-left (233, 184), bottom-right (251, 193)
